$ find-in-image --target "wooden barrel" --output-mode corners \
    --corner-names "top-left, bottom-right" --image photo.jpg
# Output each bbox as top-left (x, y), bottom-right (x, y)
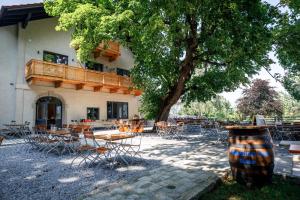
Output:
top-left (226, 125), bottom-right (274, 187)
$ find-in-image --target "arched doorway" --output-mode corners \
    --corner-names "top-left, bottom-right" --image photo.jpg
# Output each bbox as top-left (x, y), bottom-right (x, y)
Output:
top-left (36, 96), bottom-right (62, 129)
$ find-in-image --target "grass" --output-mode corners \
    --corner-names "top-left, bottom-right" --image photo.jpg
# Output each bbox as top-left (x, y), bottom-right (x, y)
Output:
top-left (200, 175), bottom-right (300, 200)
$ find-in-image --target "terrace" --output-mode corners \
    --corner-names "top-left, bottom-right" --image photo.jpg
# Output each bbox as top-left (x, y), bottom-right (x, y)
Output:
top-left (25, 59), bottom-right (142, 96)
top-left (0, 121), bottom-right (299, 200)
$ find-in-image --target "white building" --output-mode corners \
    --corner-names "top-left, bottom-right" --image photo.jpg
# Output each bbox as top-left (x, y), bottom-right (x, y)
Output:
top-left (0, 3), bottom-right (141, 128)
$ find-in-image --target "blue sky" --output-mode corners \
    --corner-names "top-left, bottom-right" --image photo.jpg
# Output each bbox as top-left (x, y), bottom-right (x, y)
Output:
top-left (0, 0), bottom-right (287, 105)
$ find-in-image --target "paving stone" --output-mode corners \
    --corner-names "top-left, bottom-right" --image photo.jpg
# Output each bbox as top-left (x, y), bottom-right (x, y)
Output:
top-left (83, 138), bottom-right (293, 200)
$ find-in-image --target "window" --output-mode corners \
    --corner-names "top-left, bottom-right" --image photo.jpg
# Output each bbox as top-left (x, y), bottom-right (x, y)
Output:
top-left (87, 107), bottom-right (99, 120)
top-left (43, 51), bottom-right (68, 65)
top-left (85, 61), bottom-right (103, 72)
top-left (107, 102), bottom-right (128, 119)
top-left (116, 68), bottom-right (130, 77)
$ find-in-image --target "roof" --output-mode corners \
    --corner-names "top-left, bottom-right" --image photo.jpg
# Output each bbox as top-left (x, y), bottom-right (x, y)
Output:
top-left (0, 2), bottom-right (50, 27)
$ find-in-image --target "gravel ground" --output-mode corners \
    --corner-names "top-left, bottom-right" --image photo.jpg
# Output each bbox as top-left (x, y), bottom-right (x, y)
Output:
top-left (0, 143), bottom-right (159, 200)
top-left (0, 132), bottom-right (292, 200)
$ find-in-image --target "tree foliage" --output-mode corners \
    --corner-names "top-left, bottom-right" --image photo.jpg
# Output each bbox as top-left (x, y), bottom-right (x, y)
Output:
top-left (45, 0), bottom-right (278, 121)
top-left (274, 0), bottom-right (300, 100)
top-left (179, 96), bottom-right (237, 120)
top-left (237, 79), bottom-right (283, 118)
top-left (280, 92), bottom-right (300, 117)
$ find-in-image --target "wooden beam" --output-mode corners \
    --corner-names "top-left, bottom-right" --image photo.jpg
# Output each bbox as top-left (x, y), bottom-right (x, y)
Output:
top-left (109, 88), bottom-right (118, 93)
top-left (93, 51), bottom-right (100, 59)
top-left (54, 81), bottom-right (63, 88)
top-left (123, 90), bottom-right (130, 95)
top-left (27, 78), bottom-right (35, 85)
top-left (108, 56), bottom-right (117, 62)
top-left (22, 12), bottom-right (32, 29)
top-left (76, 83), bottom-right (84, 90)
top-left (94, 86), bottom-right (103, 92)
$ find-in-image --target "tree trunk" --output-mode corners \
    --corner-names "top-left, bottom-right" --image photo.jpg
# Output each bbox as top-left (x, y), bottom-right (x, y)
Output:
top-left (154, 64), bottom-right (193, 123)
top-left (153, 14), bottom-right (198, 128)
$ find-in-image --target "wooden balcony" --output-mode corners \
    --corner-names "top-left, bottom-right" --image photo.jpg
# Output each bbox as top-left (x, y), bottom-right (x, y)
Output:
top-left (94, 41), bottom-right (121, 61)
top-left (25, 59), bottom-right (142, 96)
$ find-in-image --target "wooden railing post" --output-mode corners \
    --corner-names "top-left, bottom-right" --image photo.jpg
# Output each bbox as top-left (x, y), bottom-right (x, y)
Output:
top-left (24, 59), bottom-right (140, 95)
top-left (64, 66), bottom-right (66, 79)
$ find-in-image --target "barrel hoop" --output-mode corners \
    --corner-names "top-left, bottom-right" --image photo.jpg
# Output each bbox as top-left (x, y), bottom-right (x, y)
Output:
top-left (228, 135), bottom-right (271, 141)
top-left (229, 143), bottom-right (273, 149)
top-left (231, 166), bottom-right (274, 175)
top-left (229, 147), bottom-right (274, 153)
top-left (228, 139), bottom-right (269, 145)
top-left (229, 150), bottom-right (270, 157)
top-left (229, 161), bottom-right (274, 168)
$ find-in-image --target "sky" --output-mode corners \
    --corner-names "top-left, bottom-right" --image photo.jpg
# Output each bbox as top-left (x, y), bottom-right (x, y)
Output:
top-left (0, 0), bottom-right (42, 6)
top-left (0, 0), bottom-right (288, 106)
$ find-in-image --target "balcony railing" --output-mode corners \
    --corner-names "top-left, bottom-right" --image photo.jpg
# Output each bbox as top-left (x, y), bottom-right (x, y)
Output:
top-left (25, 59), bottom-right (141, 96)
top-left (94, 41), bottom-right (121, 61)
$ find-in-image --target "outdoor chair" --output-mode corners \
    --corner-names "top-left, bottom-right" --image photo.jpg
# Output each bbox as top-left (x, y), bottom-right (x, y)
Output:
top-left (276, 124), bottom-right (297, 141)
top-left (71, 131), bottom-right (109, 167)
top-left (0, 136), bottom-right (4, 145)
top-left (208, 123), bottom-right (228, 143)
top-left (155, 121), bottom-right (169, 137)
top-left (27, 127), bottom-right (61, 155)
top-left (0, 127), bottom-right (12, 139)
top-left (118, 125), bottom-right (144, 163)
top-left (58, 134), bottom-right (81, 155)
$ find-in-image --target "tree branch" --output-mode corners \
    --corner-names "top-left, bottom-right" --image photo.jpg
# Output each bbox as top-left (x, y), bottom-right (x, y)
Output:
top-left (263, 66), bottom-right (283, 83)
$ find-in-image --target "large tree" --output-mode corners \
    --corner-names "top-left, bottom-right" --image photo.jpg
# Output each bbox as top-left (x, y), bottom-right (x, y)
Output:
top-left (237, 79), bottom-right (283, 118)
top-left (273, 0), bottom-right (300, 100)
top-left (45, 0), bottom-right (277, 121)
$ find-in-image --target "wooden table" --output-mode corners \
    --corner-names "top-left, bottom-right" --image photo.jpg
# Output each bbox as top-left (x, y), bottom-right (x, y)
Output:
top-left (289, 145), bottom-right (300, 154)
top-left (44, 129), bottom-right (78, 156)
top-left (3, 124), bottom-right (26, 137)
top-left (46, 129), bottom-right (70, 135)
top-left (95, 133), bottom-right (136, 166)
top-left (95, 133), bottom-right (135, 141)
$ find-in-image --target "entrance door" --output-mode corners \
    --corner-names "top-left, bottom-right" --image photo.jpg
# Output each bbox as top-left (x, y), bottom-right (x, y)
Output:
top-left (36, 96), bottom-right (62, 129)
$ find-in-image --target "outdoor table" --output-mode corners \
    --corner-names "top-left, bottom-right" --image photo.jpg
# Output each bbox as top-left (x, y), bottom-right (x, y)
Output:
top-left (95, 133), bottom-right (135, 165)
top-left (289, 145), bottom-right (300, 154)
top-left (3, 124), bottom-right (26, 137)
top-left (44, 129), bottom-right (79, 155)
top-left (46, 129), bottom-right (71, 135)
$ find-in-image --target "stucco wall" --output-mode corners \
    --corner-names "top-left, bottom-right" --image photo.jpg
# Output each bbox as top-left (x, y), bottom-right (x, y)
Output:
top-left (22, 86), bottom-right (140, 125)
top-left (0, 17), bottom-right (139, 125)
top-left (23, 18), bottom-right (134, 72)
top-left (0, 25), bottom-right (18, 124)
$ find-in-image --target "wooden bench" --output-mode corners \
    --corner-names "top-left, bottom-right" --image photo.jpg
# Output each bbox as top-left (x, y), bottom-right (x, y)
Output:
top-left (289, 145), bottom-right (300, 154)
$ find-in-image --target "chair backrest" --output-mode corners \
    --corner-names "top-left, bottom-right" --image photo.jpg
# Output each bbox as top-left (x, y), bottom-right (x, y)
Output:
top-left (81, 125), bottom-right (91, 131)
top-left (131, 120), bottom-right (144, 133)
top-left (72, 127), bottom-right (83, 133)
top-left (36, 125), bottom-right (47, 131)
top-left (83, 131), bottom-right (94, 139)
top-left (0, 136), bottom-right (4, 145)
top-left (156, 121), bottom-right (168, 128)
top-left (69, 124), bottom-right (75, 129)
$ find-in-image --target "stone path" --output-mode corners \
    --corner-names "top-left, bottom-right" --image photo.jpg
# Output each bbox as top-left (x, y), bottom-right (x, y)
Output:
top-left (292, 155), bottom-right (300, 177)
top-left (85, 166), bottom-right (219, 200)
top-left (84, 135), bottom-right (228, 200)
top-left (84, 135), bottom-right (296, 200)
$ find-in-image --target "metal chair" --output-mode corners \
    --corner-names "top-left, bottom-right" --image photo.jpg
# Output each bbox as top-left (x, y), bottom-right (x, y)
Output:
top-left (71, 131), bottom-right (109, 167)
